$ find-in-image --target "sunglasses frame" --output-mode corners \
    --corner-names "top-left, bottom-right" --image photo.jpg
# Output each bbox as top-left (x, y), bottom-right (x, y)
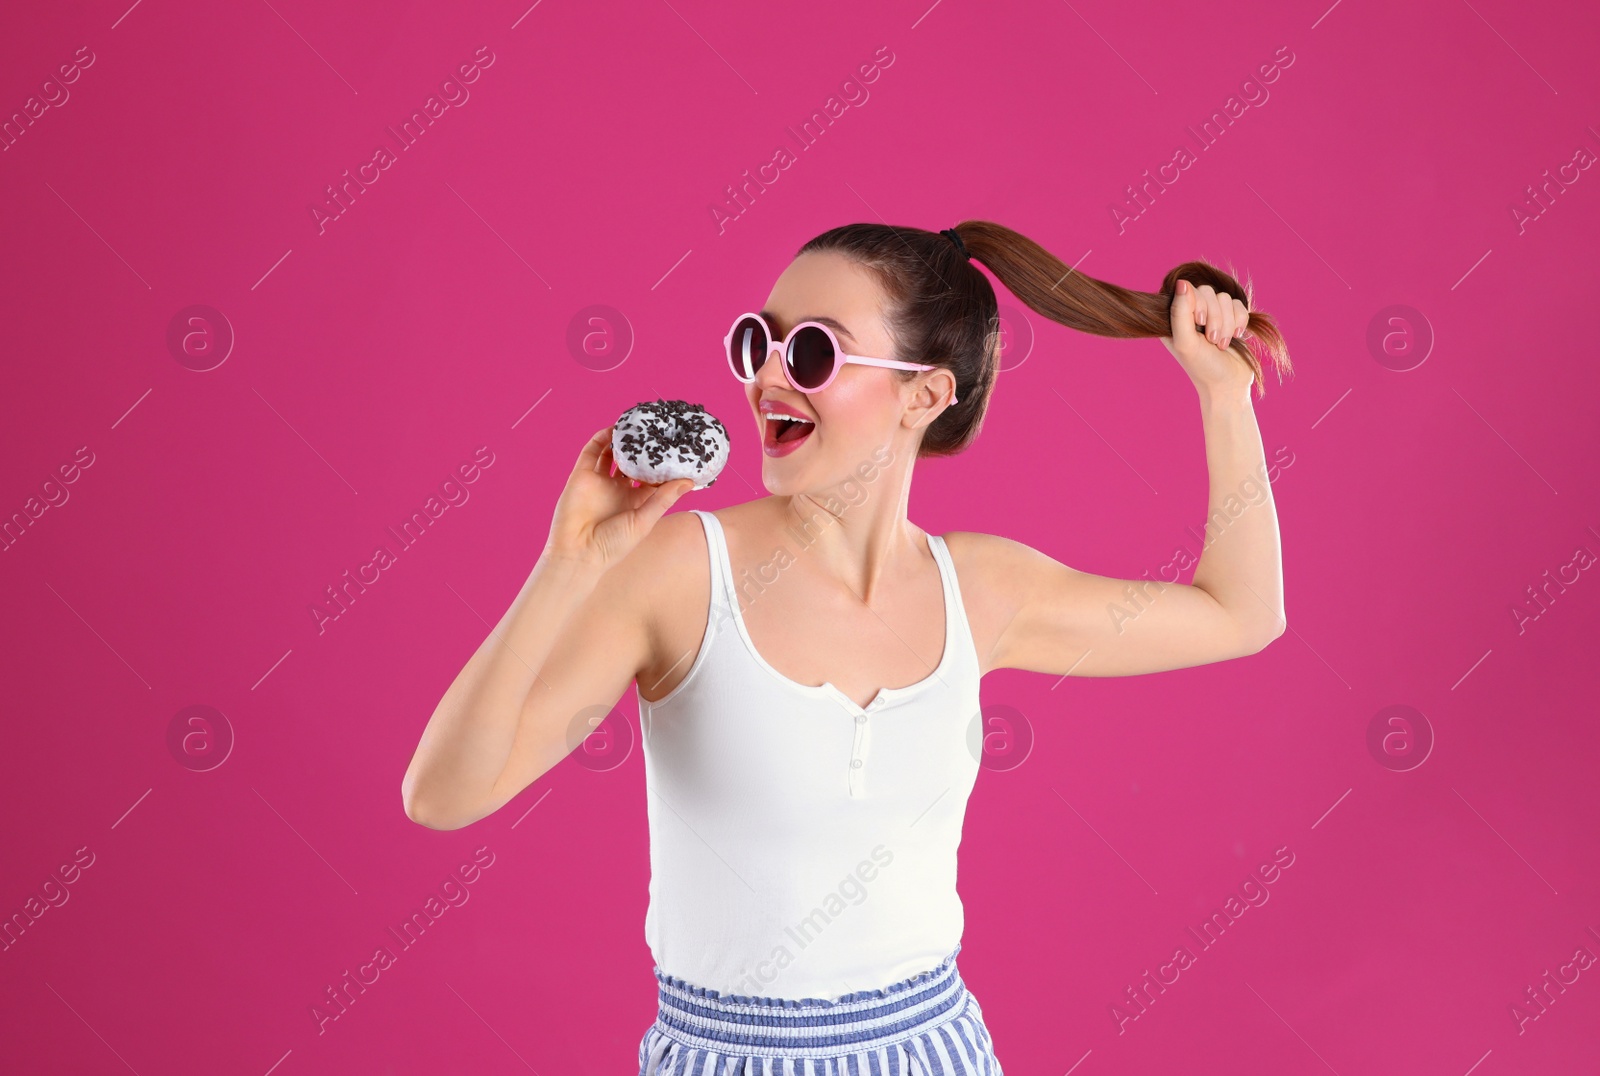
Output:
top-left (724, 311), bottom-right (958, 403)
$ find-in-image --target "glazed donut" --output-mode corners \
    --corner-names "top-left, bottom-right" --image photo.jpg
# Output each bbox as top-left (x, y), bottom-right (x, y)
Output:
top-left (611, 399), bottom-right (730, 490)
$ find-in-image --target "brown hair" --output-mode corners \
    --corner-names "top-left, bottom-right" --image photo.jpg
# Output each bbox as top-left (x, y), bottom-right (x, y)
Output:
top-left (795, 220), bottom-right (1293, 458)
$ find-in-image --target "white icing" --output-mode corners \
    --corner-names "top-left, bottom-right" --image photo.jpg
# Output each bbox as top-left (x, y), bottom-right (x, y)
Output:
top-left (612, 401), bottom-right (730, 490)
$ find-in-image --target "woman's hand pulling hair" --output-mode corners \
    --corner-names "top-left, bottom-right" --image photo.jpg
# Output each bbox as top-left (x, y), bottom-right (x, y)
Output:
top-left (1161, 279), bottom-right (1257, 399)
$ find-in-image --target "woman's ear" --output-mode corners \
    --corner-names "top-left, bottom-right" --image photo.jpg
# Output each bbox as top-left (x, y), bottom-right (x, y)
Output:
top-left (908, 368), bottom-right (957, 429)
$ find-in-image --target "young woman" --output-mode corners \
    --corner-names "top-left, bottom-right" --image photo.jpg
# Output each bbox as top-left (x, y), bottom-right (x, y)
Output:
top-left (402, 221), bottom-right (1292, 1074)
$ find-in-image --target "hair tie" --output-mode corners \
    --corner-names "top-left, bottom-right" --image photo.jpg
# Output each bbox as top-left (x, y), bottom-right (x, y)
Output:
top-left (939, 228), bottom-right (970, 262)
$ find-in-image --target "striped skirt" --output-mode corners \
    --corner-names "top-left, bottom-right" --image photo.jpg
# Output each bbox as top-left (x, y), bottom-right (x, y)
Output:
top-left (637, 944), bottom-right (1003, 1075)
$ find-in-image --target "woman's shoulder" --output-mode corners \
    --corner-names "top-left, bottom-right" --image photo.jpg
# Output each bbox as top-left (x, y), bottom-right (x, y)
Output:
top-left (934, 529), bottom-right (1055, 676)
top-left (627, 499), bottom-right (780, 698)
top-left (938, 526), bottom-right (1062, 561)
top-left (635, 506), bottom-right (712, 569)
top-left (936, 527), bottom-right (1020, 569)
top-left (631, 497), bottom-right (776, 573)
top-left (933, 527), bottom-right (1048, 609)
top-left (675, 496), bottom-right (788, 545)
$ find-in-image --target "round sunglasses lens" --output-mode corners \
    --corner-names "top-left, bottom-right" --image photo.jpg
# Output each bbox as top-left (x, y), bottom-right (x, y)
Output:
top-left (787, 324), bottom-right (836, 389)
top-left (728, 316), bottom-right (770, 380)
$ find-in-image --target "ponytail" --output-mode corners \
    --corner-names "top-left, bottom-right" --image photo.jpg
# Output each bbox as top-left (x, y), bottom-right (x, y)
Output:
top-left (956, 220), bottom-right (1291, 399)
top-left (797, 220), bottom-right (1292, 458)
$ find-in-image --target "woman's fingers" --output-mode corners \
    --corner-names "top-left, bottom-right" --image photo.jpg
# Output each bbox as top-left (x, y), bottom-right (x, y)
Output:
top-left (1194, 284), bottom-right (1233, 345)
top-left (1168, 280), bottom-right (1204, 348)
top-left (1169, 282), bottom-right (1252, 348)
top-left (638, 479), bottom-right (694, 525)
top-left (1212, 291), bottom-right (1234, 345)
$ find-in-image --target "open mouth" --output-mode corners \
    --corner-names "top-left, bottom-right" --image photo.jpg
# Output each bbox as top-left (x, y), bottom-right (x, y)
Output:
top-left (764, 414), bottom-right (815, 451)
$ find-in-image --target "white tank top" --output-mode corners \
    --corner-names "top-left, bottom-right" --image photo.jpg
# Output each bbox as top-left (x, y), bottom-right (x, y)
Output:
top-left (638, 508), bottom-right (983, 1001)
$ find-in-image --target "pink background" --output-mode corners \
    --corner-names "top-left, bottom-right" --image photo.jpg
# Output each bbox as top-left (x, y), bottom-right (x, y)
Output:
top-left (3, 0), bottom-right (1598, 1072)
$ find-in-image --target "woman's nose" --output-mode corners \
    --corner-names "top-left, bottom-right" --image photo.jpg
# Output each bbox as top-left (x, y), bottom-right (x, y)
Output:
top-left (754, 342), bottom-right (789, 391)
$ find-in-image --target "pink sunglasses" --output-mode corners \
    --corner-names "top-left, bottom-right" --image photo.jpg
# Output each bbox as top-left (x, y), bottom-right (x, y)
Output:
top-left (724, 311), bottom-right (958, 403)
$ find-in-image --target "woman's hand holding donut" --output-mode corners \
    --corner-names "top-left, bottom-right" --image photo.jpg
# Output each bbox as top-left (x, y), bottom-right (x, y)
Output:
top-left (543, 425), bottom-right (695, 572)
top-left (1161, 279), bottom-right (1256, 399)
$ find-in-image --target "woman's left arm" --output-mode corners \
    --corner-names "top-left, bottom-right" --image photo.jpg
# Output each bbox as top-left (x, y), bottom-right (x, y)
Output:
top-left (968, 279), bottom-right (1285, 678)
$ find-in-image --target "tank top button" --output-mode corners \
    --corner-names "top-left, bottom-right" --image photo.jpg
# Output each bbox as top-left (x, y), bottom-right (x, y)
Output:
top-left (851, 758), bottom-right (863, 768)
top-left (855, 714), bottom-right (867, 724)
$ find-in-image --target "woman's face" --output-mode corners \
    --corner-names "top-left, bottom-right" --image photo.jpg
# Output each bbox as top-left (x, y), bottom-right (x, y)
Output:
top-left (743, 251), bottom-right (952, 497)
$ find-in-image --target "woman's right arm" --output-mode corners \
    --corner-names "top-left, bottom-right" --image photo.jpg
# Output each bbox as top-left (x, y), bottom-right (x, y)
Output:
top-left (400, 425), bottom-right (695, 830)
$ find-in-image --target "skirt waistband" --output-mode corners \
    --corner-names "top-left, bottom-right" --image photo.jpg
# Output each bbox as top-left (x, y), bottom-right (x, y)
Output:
top-left (650, 945), bottom-right (968, 1056)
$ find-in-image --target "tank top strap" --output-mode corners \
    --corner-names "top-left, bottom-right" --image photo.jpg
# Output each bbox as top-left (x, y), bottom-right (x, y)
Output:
top-left (689, 509), bottom-right (737, 624)
top-left (925, 532), bottom-right (976, 661)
